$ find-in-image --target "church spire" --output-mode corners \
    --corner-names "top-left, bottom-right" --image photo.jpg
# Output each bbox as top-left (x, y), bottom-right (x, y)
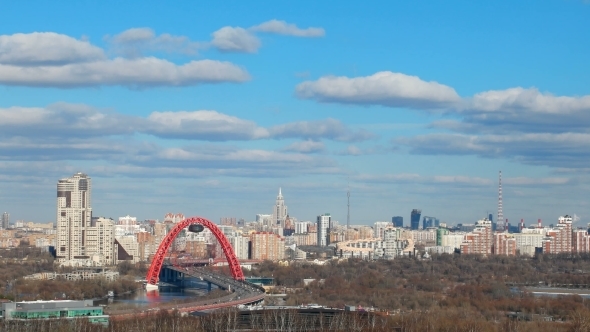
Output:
top-left (278, 187), bottom-right (282, 198)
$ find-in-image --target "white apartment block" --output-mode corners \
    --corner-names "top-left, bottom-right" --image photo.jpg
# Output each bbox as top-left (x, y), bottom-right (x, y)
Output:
top-left (116, 235), bottom-right (140, 263)
top-left (86, 217), bottom-right (115, 266)
top-left (317, 214), bottom-right (331, 247)
top-left (229, 234), bottom-right (250, 260)
top-left (374, 221), bottom-right (391, 239)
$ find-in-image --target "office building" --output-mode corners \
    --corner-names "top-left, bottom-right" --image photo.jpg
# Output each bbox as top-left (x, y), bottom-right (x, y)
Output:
top-left (411, 209), bottom-right (422, 230)
top-left (392, 216), bottom-right (403, 228)
top-left (317, 213), bottom-right (331, 246)
top-left (56, 172), bottom-right (92, 263)
top-left (422, 216), bottom-right (440, 229)
top-left (272, 188), bottom-right (288, 227)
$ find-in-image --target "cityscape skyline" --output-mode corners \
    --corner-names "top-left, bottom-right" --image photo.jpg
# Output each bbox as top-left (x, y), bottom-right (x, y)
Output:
top-left (1, 1), bottom-right (589, 225)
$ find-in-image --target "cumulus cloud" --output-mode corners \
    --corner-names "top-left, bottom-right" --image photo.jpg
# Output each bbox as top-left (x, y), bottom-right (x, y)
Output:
top-left (250, 20), bottom-right (325, 37)
top-left (0, 32), bottom-right (105, 66)
top-left (211, 27), bottom-right (261, 53)
top-left (107, 27), bottom-right (202, 57)
top-left (296, 71), bottom-right (461, 109)
top-left (0, 103), bottom-right (137, 137)
top-left (269, 118), bottom-right (374, 142)
top-left (146, 110), bottom-right (269, 140)
top-left (0, 58), bottom-right (250, 87)
top-left (282, 140), bottom-right (325, 153)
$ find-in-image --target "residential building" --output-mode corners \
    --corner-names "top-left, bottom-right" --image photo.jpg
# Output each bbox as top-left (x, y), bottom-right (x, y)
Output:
top-left (251, 232), bottom-right (285, 260)
top-left (460, 218), bottom-right (492, 255)
top-left (374, 221), bottom-right (391, 239)
top-left (317, 214), bottom-right (331, 246)
top-left (56, 173), bottom-right (93, 264)
top-left (85, 217), bottom-right (115, 266)
top-left (493, 232), bottom-right (516, 255)
top-left (1, 212), bottom-right (9, 229)
top-left (542, 215), bottom-right (573, 254)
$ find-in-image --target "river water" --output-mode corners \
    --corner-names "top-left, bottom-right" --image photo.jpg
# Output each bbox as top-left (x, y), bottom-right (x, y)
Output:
top-left (95, 281), bottom-right (214, 309)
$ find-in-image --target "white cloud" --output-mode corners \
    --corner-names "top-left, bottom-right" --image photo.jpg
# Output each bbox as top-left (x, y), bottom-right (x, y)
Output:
top-left (399, 132), bottom-right (590, 169)
top-left (282, 140), bottom-right (325, 153)
top-left (269, 118), bottom-right (374, 142)
top-left (108, 28), bottom-right (202, 57)
top-left (250, 20), bottom-right (325, 37)
top-left (0, 58), bottom-right (250, 87)
top-left (0, 103), bottom-right (137, 137)
top-left (211, 27), bottom-right (261, 53)
top-left (0, 32), bottom-right (105, 66)
top-left (469, 87), bottom-right (590, 114)
top-left (146, 110), bottom-right (269, 140)
top-left (296, 71), bottom-right (461, 109)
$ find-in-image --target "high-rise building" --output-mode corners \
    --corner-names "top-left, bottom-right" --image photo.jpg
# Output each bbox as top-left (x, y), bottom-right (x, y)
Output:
top-left (56, 172), bottom-right (93, 263)
top-left (460, 218), bottom-right (492, 254)
top-left (374, 221), bottom-right (391, 239)
top-left (422, 216), bottom-right (440, 229)
top-left (543, 215), bottom-right (573, 254)
top-left (410, 209), bottom-right (422, 230)
top-left (1, 212), bottom-right (9, 229)
top-left (392, 216), bottom-right (403, 228)
top-left (272, 188), bottom-right (288, 227)
top-left (317, 213), bottom-right (331, 246)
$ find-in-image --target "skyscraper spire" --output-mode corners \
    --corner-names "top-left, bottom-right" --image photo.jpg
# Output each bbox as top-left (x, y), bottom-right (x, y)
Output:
top-left (497, 171), bottom-right (504, 232)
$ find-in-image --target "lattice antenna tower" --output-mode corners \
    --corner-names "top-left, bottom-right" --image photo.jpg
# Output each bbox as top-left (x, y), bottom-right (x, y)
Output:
top-left (497, 171), bottom-right (504, 232)
top-left (347, 184), bottom-right (350, 240)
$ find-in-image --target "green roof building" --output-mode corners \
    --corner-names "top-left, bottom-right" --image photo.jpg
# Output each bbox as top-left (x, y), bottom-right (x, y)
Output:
top-left (1, 300), bottom-right (108, 325)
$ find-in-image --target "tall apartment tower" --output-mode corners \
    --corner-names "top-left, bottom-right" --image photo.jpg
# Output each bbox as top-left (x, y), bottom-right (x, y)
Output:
top-left (410, 209), bottom-right (422, 230)
top-left (272, 188), bottom-right (288, 227)
top-left (317, 213), bottom-right (331, 246)
top-left (1, 212), bottom-right (9, 229)
top-left (56, 172), bottom-right (93, 263)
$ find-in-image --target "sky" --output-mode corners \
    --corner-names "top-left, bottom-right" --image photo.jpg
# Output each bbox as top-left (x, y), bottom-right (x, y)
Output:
top-left (1, 1), bottom-right (589, 227)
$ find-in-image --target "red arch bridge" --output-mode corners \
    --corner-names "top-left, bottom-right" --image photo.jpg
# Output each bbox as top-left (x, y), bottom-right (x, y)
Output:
top-left (146, 216), bottom-right (245, 289)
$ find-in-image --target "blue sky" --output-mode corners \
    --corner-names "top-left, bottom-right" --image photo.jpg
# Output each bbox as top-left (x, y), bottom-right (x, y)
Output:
top-left (1, 1), bottom-right (589, 227)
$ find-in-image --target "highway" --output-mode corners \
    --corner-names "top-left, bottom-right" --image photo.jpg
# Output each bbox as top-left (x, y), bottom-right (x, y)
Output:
top-left (109, 267), bottom-right (265, 320)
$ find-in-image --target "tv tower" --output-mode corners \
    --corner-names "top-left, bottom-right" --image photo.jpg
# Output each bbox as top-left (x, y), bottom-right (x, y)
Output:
top-left (497, 171), bottom-right (504, 232)
top-left (347, 185), bottom-right (350, 240)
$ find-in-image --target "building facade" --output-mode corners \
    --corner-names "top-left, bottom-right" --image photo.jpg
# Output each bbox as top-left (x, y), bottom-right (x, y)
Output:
top-left (392, 216), bottom-right (403, 228)
top-left (317, 214), bottom-right (331, 246)
top-left (56, 173), bottom-right (93, 263)
top-left (251, 232), bottom-right (285, 260)
top-left (272, 188), bottom-right (288, 228)
top-left (410, 209), bottom-right (421, 230)
top-left (1, 212), bottom-right (9, 229)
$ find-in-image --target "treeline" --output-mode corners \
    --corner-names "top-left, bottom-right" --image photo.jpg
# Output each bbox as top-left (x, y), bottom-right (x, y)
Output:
top-left (2, 308), bottom-right (587, 331)
top-left (1, 277), bottom-right (138, 301)
top-left (235, 254), bottom-right (590, 321)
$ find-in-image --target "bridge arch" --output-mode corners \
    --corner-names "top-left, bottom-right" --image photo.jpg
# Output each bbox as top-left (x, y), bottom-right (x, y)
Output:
top-left (146, 216), bottom-right (245, 286)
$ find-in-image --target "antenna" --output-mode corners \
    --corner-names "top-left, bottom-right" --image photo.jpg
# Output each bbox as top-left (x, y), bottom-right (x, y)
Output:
top-left (347, 184), bottom-right (350, 241)
top-left (497, 171), bottom-right (504, 232)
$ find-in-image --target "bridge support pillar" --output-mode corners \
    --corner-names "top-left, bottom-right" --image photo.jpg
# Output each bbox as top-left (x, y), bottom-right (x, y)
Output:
top-left (207, 281), bottom-right (212, 292)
